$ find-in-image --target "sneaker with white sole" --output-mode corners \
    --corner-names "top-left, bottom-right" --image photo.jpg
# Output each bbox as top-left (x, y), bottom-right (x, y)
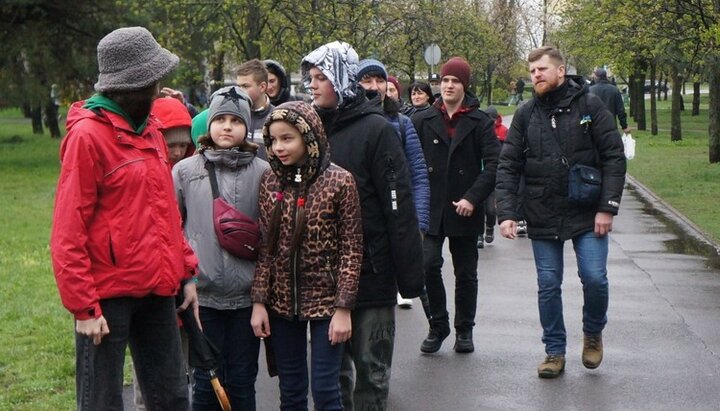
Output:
top-left (516, 220), bottom-right (528, 236)
top-left (397, 293), bottom-right (413, 309)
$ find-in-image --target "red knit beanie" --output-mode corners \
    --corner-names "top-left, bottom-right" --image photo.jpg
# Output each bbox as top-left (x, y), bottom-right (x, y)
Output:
top-left (387, 76), bottom-right (401, 95)
top-left (440, 57), bottom-right (471, 90)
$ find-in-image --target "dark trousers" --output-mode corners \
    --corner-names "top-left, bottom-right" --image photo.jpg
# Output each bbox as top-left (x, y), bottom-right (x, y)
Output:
top-left (192, 306), bottom-right (260, 411)
top-left (339, 306), bottom-right (395, 411)
top-left (270, 317), bottom-right (344, 411)
top-left (75, 295), bottom-right (188, 411)
top-left (424, 235), bottom-right (479, 334)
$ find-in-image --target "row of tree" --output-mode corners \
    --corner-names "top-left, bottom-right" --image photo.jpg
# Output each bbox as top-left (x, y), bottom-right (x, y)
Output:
top-left (2, 0), bottom-right (534, 137)
top-left (555, 0), bottom-right (720, 162)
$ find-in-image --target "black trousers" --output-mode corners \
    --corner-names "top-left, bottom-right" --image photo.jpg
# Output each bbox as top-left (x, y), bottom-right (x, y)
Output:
top-left (423, 234), bottom-right (479, 334)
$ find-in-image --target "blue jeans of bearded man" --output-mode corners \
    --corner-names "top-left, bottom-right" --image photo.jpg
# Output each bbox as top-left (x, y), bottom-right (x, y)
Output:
top-left (531, 230), bottom-right (609, 355)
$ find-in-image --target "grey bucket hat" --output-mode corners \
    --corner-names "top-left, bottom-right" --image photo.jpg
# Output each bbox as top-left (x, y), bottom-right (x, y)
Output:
top-left (94, 27), bottom-right (179, 93)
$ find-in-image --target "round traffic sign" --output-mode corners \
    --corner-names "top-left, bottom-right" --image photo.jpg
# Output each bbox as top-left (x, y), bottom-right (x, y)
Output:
top-left (424, 44), bottom-right (441, 66)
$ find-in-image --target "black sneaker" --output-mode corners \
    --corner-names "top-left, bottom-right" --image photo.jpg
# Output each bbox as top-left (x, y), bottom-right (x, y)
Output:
top-left (484, 226), bottom-right (494, 244)
top-left (453, 331), bottom-right (474, 353)
top-left (420, 328), bottom-right (450, 353)
top-left (476, 236), bottom-right (484, 249)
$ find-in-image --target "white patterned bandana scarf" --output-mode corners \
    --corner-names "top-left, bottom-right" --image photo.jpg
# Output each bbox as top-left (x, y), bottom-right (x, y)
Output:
top-left (301, 41), bottom-right (359, 107)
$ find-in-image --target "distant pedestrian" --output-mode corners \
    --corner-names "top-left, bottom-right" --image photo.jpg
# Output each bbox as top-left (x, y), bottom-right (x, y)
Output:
top-left (590, 68), bottom-right (630, 133)
top-left (264, 59), bottom-right (294, 106)
top-left (251, 101), bottom-right (362, 411)
top-left (408, 81), bottom-right (435, 116)
top-left (152, 96), bottom-right (195, 166)
top-left (477, 105), bottom-right (507, 248)
top-left (495, 46), bottom-right (626, 379)
top-left (515, 77), bottom-right (526, 104)
top-left (236, 59), bottom-right (275, 159)
top-left (507, 80), bottom-right (517, 106)
top-left (50, 26), bottom-right (197, 410)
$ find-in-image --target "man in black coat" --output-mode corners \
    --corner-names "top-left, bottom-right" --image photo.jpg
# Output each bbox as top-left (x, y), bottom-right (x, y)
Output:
top-left (412, 57), bottom-right (500, 354)
top-left (495, 46), bottom-right (626, 379)
top-left (590, 68), bottom-right (630, 133)
top-left (301, 41), bottom-right (424, 411)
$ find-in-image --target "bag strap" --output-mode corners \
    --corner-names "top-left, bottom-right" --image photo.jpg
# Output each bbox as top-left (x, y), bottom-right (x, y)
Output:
top-left (203, 156), bottom-right (221, 199)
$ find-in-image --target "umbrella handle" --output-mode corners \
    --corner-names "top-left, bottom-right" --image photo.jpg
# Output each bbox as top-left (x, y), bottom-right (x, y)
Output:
top-left (209, 370), bottom-right (232, 411)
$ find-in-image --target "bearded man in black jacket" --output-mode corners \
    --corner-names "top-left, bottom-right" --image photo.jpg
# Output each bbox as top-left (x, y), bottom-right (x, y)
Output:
top-left (495, 46), bottom-right (626, 379)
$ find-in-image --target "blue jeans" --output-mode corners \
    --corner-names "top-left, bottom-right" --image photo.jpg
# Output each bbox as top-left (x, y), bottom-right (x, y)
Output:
top-left (192, 306), bottom-right (260, 411)
top-left (270, 316), bottom-right (344, 411)
top-left (76, 295), bottom-right (188, 411)
top-left (424, 235), bottom-right (479, 334)
top-left (531, 231), bottom-right (609, 355)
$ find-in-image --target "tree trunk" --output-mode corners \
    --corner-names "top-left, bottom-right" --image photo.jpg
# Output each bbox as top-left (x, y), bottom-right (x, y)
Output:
top-left (709, 0), bottom-right (720, 163)
top-left (628, 73), bottom-right (635, 119)
top-left (211, 50), bottom-right (225, 93)
top-left (663, 78), bottom-right (669, 101)
top-left (45, 100), bottom-right (61, 138)
top-left (709, 65), bottom-right (720, 163)
top-left (634, 73), bottom-right (646, 130)
top-left (656, 72), bottom-right (663, 101)
top-left (692, 82), bottom-right (700, 116)
top-left (650, 63), bottom-right (658, 135)
top-left (670, 67), bottom-right (682, 141)
top-left (245, 0), bottom-right (262, 59)
top-left (31, 105), bottom-right (43, 134)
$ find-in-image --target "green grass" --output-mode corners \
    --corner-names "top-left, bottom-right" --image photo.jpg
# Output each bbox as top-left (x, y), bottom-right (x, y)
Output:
top-left (0, 92), bottom-right (718, 408)
top-left (626, 96), bottom-right (720, 244)
top-left (0, 109), bottom-right (75, 410)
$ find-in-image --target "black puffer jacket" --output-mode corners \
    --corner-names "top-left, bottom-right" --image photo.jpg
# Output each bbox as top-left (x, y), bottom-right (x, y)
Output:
top-left (496, 76), bottom-right (627, 241)
top-left (317, 85), bottom-right (425, 307)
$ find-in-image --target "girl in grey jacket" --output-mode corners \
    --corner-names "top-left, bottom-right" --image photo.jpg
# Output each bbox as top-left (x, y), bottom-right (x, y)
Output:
top-left (172, 86), bottom-right (270, 411)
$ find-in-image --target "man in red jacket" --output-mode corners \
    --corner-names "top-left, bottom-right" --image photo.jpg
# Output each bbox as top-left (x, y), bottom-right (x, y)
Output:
top-left (50, 27), bottom-right (198, 410)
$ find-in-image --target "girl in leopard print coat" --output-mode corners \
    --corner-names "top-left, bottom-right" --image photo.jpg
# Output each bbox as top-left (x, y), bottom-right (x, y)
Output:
top-left (251, 101), bottom-right (362, 409)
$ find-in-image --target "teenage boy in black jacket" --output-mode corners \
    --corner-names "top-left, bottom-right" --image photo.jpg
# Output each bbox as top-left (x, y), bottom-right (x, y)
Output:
top-left (301, 41), bottom-right (424, 411)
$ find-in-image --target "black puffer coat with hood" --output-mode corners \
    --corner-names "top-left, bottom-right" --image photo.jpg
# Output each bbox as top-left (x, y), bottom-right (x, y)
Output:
top-left (301, 42), bottom-right (425, 308)
top-left (496, 75), bottom-right (627, 241)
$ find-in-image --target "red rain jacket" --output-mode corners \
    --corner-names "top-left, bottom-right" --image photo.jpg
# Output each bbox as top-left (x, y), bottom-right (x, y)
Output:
top-left (51, 101), bottom-right (197, 320)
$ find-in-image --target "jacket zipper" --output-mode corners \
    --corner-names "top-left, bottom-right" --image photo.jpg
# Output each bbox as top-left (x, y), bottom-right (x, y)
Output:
top-left (291, 172), bottom-right (301, 318)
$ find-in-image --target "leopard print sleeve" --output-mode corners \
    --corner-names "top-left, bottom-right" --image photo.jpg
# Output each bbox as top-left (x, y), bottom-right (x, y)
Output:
top-left (251, 170), bottom-right (275, 304)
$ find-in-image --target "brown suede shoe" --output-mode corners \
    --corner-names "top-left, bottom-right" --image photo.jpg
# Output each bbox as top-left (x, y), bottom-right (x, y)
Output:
top-left (582, 334), bottom-right (603, 369)
top-left (537, 355), bottom-right (565, 378)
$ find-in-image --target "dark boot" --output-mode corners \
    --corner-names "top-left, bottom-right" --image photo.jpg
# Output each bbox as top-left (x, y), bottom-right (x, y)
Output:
top-left (453, 330), bottom-right (474, 353)
top-left (420, 327), bottom-right (450, 353)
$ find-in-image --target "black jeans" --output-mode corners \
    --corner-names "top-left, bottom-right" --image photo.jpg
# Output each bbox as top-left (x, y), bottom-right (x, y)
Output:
top-left (75, 295), bottom-right (188, 411)
top-left (424, 235), bottom-right (479, 334)
top-left (192, 306), bottom-right (260, 411)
